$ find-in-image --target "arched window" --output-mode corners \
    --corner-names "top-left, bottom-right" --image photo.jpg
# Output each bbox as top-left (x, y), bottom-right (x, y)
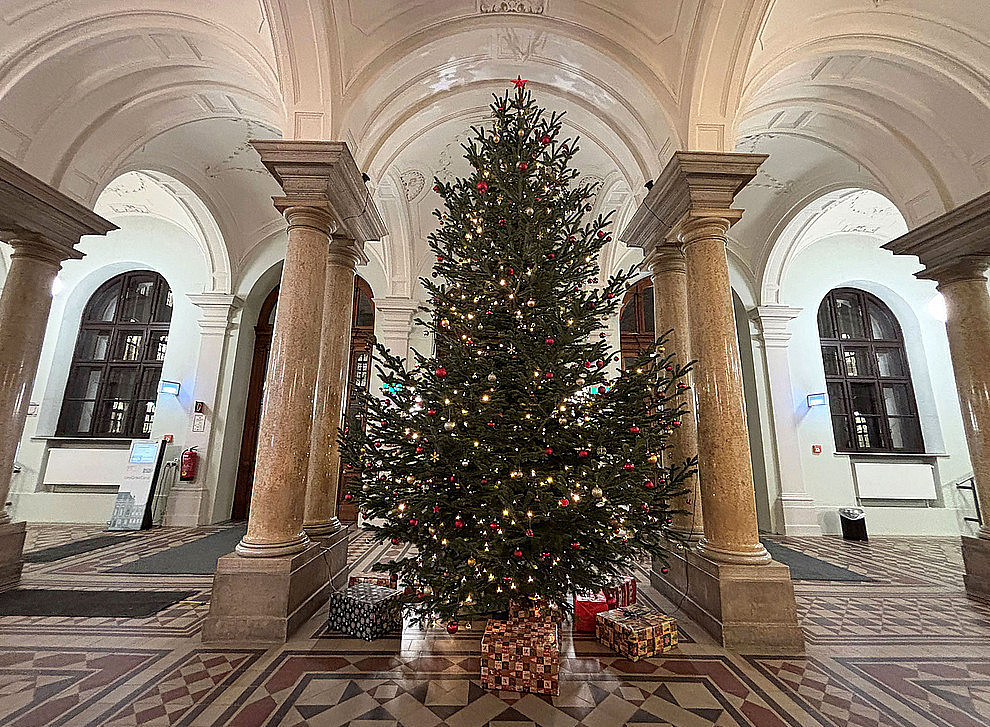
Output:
top-left (619, 277), bottom-right (655, 368)
top-left (817, 288), bottom-right (923, 453)
top-left (58, 271), bottom-right (172, 438)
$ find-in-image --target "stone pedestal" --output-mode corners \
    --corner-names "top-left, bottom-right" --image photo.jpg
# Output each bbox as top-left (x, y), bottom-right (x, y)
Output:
top-left (652, 544), bottom-right (804, 653)
top-left (202, 542), bottom-right (331, 643)
top-left (962, 536), bottom-right (990, 600)
top-left (0, 521), bottom-right (27, 589)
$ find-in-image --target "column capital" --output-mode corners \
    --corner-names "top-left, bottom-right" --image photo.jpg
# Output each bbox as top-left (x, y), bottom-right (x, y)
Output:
top-left (187, 293), bottom-right (243, 335)
top-left (644, 243), bottom-right (686, 275)
top-left (620, 151), bottom-right (766, 250)
top-left (929, 256), bottom-right (990, 289)
top-left (251, 139), bottom-right (387, 244)
top-left (0, 155), bottom-right (116, 254)
top-left (751, 305), bottom-right (803, 348)
top-left (376, 296), bottom-right (420, 325)
top-left (328, 234), bottom-right (369, 268)
top-left (3, 233), bottom-right (78, 268)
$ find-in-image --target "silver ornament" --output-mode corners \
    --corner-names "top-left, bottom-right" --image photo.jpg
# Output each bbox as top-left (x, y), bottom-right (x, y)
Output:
top-left (444, 421), bottom-right (455, 431)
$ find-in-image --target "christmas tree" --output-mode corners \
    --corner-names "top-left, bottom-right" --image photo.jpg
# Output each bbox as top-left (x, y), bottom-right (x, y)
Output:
top-left (341, 80), bottom-right (695, 629)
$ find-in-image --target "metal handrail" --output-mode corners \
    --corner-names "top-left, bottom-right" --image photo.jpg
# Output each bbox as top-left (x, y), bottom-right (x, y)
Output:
top-left (955, 474), bottom-right (981, 526)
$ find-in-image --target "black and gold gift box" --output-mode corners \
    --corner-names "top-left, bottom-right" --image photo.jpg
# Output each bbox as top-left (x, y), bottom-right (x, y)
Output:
top-left (327, 583), bottom-right (402, 641)
top-left (595, 604), bottom-right (677, 661)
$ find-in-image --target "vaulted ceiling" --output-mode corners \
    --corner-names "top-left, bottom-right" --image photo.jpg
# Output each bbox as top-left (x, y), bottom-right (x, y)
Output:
top-left (0, 0), bottom-right (987, 302)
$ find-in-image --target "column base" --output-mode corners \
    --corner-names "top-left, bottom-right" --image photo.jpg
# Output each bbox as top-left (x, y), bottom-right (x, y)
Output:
top-left (0, 521), bottom-right (26, 589)
top-left (652, 541), bottom-right (805, 654)
top-left (307, 526), bottom-right (349, 591)
top-left (780, 494), bottom-right (822, 536)
top-left (164, 484), bottom-right (210, 526)
top-left (203, 542), bottom-right (330, 643)
top-left (962, 535), bottom-right (990, 600)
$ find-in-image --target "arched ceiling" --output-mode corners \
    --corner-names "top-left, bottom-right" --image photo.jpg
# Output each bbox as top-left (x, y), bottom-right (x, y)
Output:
top-left (0, 0), bottom-right (987, 304)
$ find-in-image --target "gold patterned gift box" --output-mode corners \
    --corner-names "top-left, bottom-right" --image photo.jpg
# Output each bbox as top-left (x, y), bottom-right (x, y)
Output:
top-left (348, 570), bottom-right (398, 589)
top-left (595, 604), bottom-right (677, 661)
top-left (480, 618), bottom-right (560, 695)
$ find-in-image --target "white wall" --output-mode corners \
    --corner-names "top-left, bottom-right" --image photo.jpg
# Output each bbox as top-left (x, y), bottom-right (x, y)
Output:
top-left (778, 231), bottom-right (974, 535)
top-left (7, 214), bottom-right (211, 523)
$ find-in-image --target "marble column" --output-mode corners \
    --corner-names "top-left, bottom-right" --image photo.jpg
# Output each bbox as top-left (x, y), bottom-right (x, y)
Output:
top-left (752, 305), bottom-right (822, 535)
top-left (647, 244), bottom-right (704, 540)
top-left (303, 236), bottom-right (363, 537)
top-left (681, 217), bottom-right (770, 564)
top-left (0, 237), bottom-right (67, 526)
top-left (236, 205), bottom-right (332, 558)
top-left (935, 262), bottom-right (990, 538)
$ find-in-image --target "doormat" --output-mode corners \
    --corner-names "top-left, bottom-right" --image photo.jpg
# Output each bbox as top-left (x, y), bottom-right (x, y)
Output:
top-left (762, 539), bottom-right (874, 582)
top-left (111, 524), bottom-right (247, 575)
top-left (24, 534), bottom-right (131, 563)
top-left (0, 589), bottom-right (196, 618)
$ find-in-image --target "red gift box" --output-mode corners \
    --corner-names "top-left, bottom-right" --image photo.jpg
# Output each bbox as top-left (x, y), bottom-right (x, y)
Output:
top-left (573, 591), bottom-right (609, 632)
top-left (603, 576), bottom-right (637, 607)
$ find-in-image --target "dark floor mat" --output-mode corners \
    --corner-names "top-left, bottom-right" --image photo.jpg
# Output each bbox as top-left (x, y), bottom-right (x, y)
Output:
top-left (0, 589), bottom-right (196, 618)
top-left (24, 534), bottom-right (130, 563)
top-left (762, 539), bottom-right (874, 582)
top-left (110, 524), bottom-right (247, 575)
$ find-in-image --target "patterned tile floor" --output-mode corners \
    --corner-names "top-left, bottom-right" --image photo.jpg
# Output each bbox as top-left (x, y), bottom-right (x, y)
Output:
top-left (0, 525), bottom-right (988, 726)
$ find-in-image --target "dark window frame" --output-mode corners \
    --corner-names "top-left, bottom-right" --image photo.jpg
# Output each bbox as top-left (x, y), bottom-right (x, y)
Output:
top-left (817, 287), bottom-right (924, 454)
top-left (57, 271), bottom-right (173, 438)
top-left (619, 277), bottom-right (655, 368)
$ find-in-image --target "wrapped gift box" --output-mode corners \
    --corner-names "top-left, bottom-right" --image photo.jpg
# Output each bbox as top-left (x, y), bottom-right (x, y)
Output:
top-left (508, 598), bottom-right (561, 624)
top-left (481, 618), bottom-right (560, 695)
top-left (603, 576), bottom-right (637, 607)
top-left (596, 604), bottom-right (677, 661)
top-left (348, 570), bottom-right (398, 589)
top-left (327, 583), bottom-right (402, 641)
top-left (573, 591), bottom-right (609, 633)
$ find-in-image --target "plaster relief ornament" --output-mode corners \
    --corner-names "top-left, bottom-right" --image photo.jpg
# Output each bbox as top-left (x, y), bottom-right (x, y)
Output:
top-left (341, 80), bottom-right (696, 645)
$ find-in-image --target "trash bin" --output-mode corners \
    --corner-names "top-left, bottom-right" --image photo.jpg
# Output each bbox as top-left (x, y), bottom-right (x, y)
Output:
top-left (839, 507), bottom-right (868, 541)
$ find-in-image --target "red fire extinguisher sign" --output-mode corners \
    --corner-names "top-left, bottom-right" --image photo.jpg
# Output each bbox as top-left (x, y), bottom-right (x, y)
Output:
top-left (180, 447), bottom-right (198, 481)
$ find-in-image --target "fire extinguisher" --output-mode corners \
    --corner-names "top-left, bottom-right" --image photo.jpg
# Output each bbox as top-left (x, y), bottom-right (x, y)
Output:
top-left (180, 447), bottom-right (198, 481)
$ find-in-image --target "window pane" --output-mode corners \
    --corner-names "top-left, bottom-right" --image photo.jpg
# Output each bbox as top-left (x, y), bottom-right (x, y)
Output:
top-left (65, 367), bottom-right (102, 399)
top-left (104, 368), bottom-right (139, 401)
top-left (826, 382), bottom-right (847, 413)
top-left (97, 399), bottom-right (130, 435)
top-left (817, 300), bottom-right (836, 338)
top-left (136, 368), bottom-right (161, 400)
top-left (850, 383), bottom-right (880, 414)
top-left (85, 281), bottom-right (122, 322)
top-left (822, 346), bottom-right (840, 376)
top-left (868, 301), bottom-right (898, 340)
top-left (137, 400), bottom-right (156, 436)
top-left (834, 292), bottom-right (866, 340)
top-left (354, 290), bottom-right (375, 328)
top-left (149, 332), bottom-right (169, 362)
top-left (113, 331), bottom-right (145, 361)
top-left (619, 301), bottom-right (637, 332)
top-left (842, 347), bottom-right (872, 377)
top-left (888, 416), bottom-right (923, 451)
top-left (831, 414), bottom-right (852, 451)
top-left (76, 329), bottom-right (112, 360)
top-left (153, 284), bottom-right (173, 323)
top-left (876, 348), bottom-right (906, 378)
top-left (60, 400), bottom-right (96, 434)
top-left (642, 287), bottom-right (655, 334)
top-left (882, 384), bottom-right (914, 416)
top-left (119, 276), bottom-right (157, 323)
top-left (852, 413), bottom-right (883, 449)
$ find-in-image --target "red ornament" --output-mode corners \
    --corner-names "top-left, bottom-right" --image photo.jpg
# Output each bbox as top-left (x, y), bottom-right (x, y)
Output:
top-left (541, 136), bottom-right (550, 145)
top-left (447, 621), bottom-right (459, 634)
top-left (490, 522), bottom-right (499, 530)
top-left (415, 446), bottom-right (424, 454)
top-left (427, 408), bottom-right (437, 416)
top-left (514, 549), bottom-right (523, 558)
top-left (498, 218), bottom-right (506, 225)
top-left (629, 425), bottom-right (640, 434)
top-left (343, 492), bottom-right (353, 501)
top-left (559, 497), bottom-right (569, 508)
top-left (436, 254), bottom-right (444, 262)
top-left (548, 252), bottom-right (555, 259)
top-left (432, 505), bottom-right (440, 514)
top-left (583, 361), bottom-right (592, 368)
top-left (641, 503), bottom-right (650, 513)
top-left (570, 541), bottom-right (581, 550)
top-left (645, 480), bottom-right (656, 489)
top-left (454, 517), bottom-right (464, 528)
top-left (435, 367), bottom-right (447, 378)
top-left (513, 77), bottom-right (528, 88)
top-left (596, 360), bottom-right (605, 368)
top-left (578, 450), bottom-right (589, 458)
top-left (518, 161), bottom-right (528, 171)
top-left (672, 420), bottom-right (682, 428)
top-left (525, 529), bottom-right (534, 537)
top-left (433, 184), bottom-right (440, 192)
top-left (545, 371), bottom-right (553, 379)
top-left (487, 421), bottom-right (496, 428)
top-left (661, 566), bottom-right (670, 574)
top-left (409, 518), bottom-right (418, 526)
top-left (545, 447), bottom-right (553, 456)
top-left (623, 462), bottom-right (634, 471)
top-left (476, 181), bottom-right (488, 193)
top-left (545, 337), bottom-right (555, 344)
top-left (391, 537), bottom-right (400, 545)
